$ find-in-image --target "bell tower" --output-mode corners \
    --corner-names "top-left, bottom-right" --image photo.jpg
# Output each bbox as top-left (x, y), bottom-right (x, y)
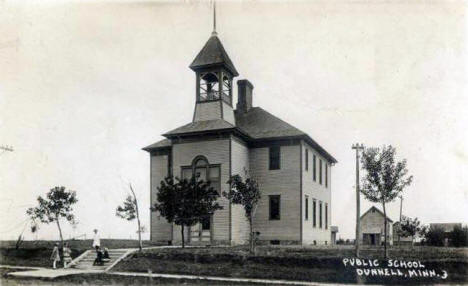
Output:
top-left (189, 4), bottom-right (238, 125)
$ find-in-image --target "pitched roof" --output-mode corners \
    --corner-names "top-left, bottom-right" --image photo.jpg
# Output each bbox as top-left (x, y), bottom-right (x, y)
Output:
top-left (142, 138), bottom-right (171, 151)
top-left (189, 35), bottom-right (239, 76)
top-left (144, 107), bottom-right (337, 163)
top-left (236, 107), bottom-right (337, 163)
top-left (360, 206), bottom-right (394, 223)
top-left (163, 119), bottom-right (235, 136)
top-left (235, 107), bottom-right (305, 139)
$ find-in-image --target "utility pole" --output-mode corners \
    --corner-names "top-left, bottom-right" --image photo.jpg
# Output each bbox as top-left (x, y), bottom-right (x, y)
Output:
top-left (398, 195), bottom-right (403, 245)
top-left (352, 143), bottom-right (364, 257)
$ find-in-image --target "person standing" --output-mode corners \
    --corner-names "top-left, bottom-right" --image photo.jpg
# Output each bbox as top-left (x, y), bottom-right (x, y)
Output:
top-left (50, 242), bottom-right (60, 269)
top-left (92, 229), bottom-right (100, 250)
top-left (62, 242), bottom-right (72, 268)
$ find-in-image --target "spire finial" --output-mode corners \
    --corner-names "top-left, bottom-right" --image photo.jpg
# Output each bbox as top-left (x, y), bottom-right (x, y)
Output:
top-left (212, 0), bottom-right (217, 36)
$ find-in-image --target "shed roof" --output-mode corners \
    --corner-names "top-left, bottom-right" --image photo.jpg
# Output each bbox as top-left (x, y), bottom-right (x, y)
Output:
top-left (360, 206), bottom-right (394, 223)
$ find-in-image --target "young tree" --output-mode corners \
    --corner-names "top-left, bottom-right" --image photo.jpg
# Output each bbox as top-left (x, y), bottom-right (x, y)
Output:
top-left (396, 216), bottom-right (421, 243)
top-left (26, 186), bottom-right (78, 245)
top-left (360, 146), bottom-right (412, 258)
top-left (224, 174), bottom-right (261, 254)
top-left (152, 176), bottom-right (223, 248)
top-left (116, 183), bottom-right (143, 251)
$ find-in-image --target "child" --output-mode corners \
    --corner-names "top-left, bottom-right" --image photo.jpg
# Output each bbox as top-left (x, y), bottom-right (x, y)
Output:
top-left (63, 242), bottom-right (72, 268)
top-left (102, 247), bottom-right (110, 262)
top-left (50, 242), bottom-right (60, 269)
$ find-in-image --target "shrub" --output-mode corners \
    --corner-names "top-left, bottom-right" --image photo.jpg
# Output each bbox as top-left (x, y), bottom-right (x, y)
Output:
top-left (424, 227), bottom-right (445, 246)
top-left (449, 226), bottom-right (468, 247)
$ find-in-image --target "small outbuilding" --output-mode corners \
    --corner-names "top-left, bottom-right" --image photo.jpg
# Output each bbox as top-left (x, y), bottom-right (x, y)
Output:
top-left (359, 206), bottom-right (393, 246)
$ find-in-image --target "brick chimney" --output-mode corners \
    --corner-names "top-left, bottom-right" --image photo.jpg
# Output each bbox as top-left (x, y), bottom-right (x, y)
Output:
top-left (236, 79), bottom-right (254, 113)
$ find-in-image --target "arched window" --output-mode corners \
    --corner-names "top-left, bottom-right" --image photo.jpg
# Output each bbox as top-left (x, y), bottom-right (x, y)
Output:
top-left (181, 156), bottom-right (220, 194)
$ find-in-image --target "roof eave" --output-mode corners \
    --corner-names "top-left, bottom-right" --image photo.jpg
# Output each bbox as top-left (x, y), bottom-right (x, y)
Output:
top-left (301, 135), bottom-right (338, 164)
top-left (189, 63), bottom-right (239, 77)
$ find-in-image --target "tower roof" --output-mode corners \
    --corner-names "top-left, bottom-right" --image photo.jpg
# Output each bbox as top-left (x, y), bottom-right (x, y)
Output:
top-left (189, 34), bottom-right (239, 76)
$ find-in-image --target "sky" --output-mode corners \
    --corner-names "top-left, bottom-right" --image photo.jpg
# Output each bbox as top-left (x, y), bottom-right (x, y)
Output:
top-left (0, 0), bottom-right (467, 241)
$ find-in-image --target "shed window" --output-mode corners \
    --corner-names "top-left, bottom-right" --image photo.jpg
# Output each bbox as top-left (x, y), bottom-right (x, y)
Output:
top-left (269, 195), bottom-right (281, 220)
top-left (269, 146), bottom-right (280, 170)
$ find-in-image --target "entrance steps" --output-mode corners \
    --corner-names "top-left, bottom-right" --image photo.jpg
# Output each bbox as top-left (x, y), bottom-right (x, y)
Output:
top-left (68, 248), bottom-right (135, 271)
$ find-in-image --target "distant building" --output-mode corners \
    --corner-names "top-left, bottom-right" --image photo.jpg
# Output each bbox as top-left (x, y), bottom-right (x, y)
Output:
top-left (392, 221), bottom-right (414, 246)
top-left (429, 223), bottom-right (463, 246)
top-left (359, 206), bottom-right (393, 246)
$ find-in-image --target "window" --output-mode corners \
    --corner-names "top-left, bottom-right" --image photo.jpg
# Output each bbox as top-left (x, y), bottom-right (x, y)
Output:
top-left (313, 199), bottom-right (316, 227)
top-left (319, 201), bottom-right (323, 228)
top-left (313, 155), bottom-right (316, 181)
top-left (319, 159), bottom-right (323, 185)
top-left (269, 195), bottom-right (280, 220)
top-left (269, 146), bottom-right (280, 170)
top-left (305, 195), bottom-right (309, 220)
top-left (325, 163), bottom-right (328, 188)
top-left (305, 149), bottom-right (309, 171)
top-left (325, 203), bottom-right (328, 230)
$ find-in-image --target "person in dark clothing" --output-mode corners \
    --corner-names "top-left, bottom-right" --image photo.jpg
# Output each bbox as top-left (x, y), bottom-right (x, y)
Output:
top-left (102, 247), bottom-right (110, 262)
top-left (93, 246), bottom-right (104, 266)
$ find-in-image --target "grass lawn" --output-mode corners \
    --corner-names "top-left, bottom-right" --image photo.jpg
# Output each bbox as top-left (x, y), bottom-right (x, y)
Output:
top-left (112, 245), bottom-right (468, 285)
top-left (0, 239), bottom-right (162, 268)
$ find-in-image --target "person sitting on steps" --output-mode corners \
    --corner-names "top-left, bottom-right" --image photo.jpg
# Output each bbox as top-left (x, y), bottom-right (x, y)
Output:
top-left (102, 247), bottom-right (110, 262)
top-left (93, 246), bottom-right (104, 266)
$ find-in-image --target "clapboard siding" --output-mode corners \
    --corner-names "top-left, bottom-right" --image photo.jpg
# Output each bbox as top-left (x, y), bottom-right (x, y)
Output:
top-left (150, 154), bottom-right (172, 242)
top-left (194, 101), bottom-right (221, 122)
top-left (249, 144), bottom-right (301, 241)
top-left (172, 139), bottom-right (231, 242)
top-left (230, 137), bottom-right (250, 244)
top-left (360, 208), bottom-right (393, 245)
top-left (301, 141), bottom-right (332, 245)
top-left (222, 101), bottom-right (235, 125)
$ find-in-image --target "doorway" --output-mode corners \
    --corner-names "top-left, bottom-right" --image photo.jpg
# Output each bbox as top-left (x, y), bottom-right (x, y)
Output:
top-left (181, 156), bottom-right (220, 245)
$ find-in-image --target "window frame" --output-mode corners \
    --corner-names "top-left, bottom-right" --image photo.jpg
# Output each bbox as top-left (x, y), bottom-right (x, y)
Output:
top-left (313, 155), bottom-right (316, 181)
top-left (325, 163), bottom-right (328, 188)
top-left (305, 149), bottom-right (309, 171)
top-left (269, 146), bottom-right (281, 170)
top-left (313, 199), bottom-right (317, 227)
top-left (269, 195), bottom-right (281, 220)
top-left (319, 159), bottom-right (323, 185)
top-left (325, 203), bottom-right (328, 230)
top-left (319, 201), bottom-right (323, 228)
top-left (305, 195), bottom-right (309, 220)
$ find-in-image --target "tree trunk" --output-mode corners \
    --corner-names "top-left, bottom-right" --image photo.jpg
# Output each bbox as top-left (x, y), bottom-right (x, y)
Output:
top-left (382, 202), bottom-right (388, 259)
top-left (56, 218), bottom-right (64, 246)
top-left (249, 216), bottom-right (253, 254)
top-left (129, 184), bottom-right (143, 252)
top-left (181, 225), bottom-right (185, 248)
